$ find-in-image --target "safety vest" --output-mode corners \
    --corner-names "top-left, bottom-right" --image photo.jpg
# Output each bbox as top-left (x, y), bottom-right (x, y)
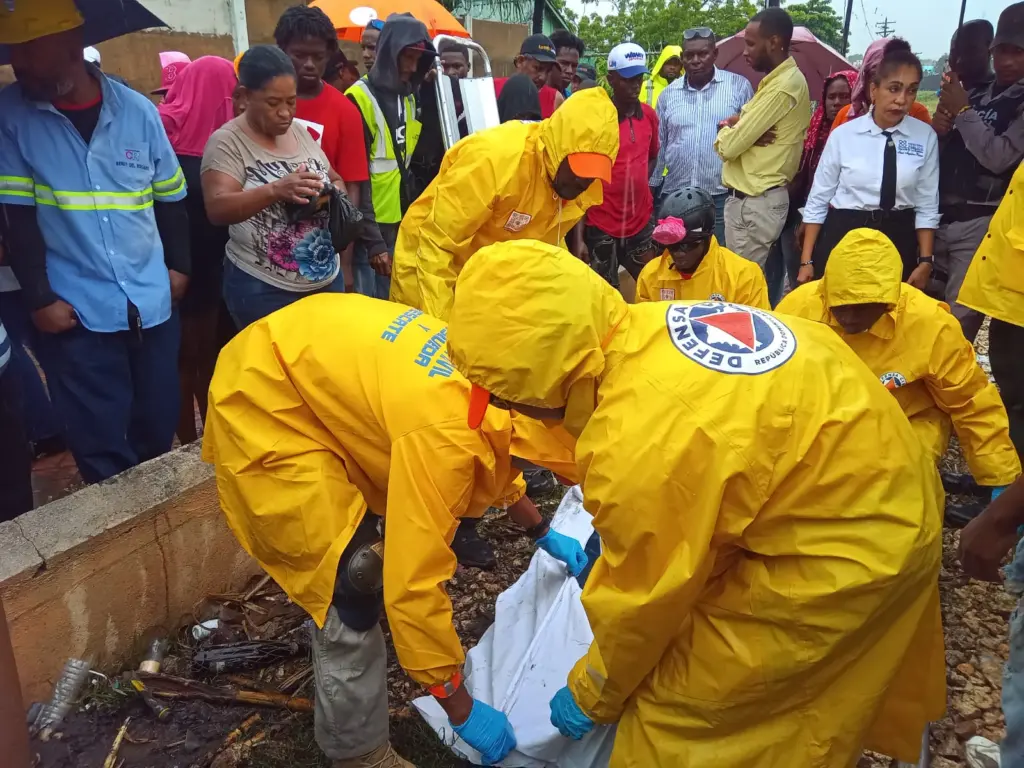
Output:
top-left (347, 79), bottom-right (421, 224)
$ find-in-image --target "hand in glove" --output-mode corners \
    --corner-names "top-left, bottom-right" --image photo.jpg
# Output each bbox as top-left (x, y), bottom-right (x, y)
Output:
top-left (451, 699), bottom-right (517, 765)
top-left (549, 686), bottom-right (594, 740)
top-left (536, 529), bottom-right (589, 576)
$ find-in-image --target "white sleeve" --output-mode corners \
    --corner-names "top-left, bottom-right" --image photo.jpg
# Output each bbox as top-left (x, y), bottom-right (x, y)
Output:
top-left (914, 129), bottom-right (941, 230)
top-left (803, 129), bottom-right (843, 225)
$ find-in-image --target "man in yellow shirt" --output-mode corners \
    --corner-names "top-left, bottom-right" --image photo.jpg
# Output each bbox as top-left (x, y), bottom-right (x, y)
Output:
top-left (203, 295), bottom-right (585, 768)
top-left (390, 88), bottom-right (619, 321)
top-left (778, 228), bottom-right (1020, 490)
top-left (714, 7), bottom-right (810, 272)
top-left (635, 187), bottom-right (770, 308)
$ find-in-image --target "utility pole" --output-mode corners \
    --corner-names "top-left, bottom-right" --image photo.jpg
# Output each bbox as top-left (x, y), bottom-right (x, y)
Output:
top-left (841, 0), bottom-right (854, 55)
top-left (875, 18), bottom-right (895, 37)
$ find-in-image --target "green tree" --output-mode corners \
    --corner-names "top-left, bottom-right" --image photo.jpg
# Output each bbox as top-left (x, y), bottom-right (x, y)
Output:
top-left (576, 0), bottom-right (757, 56)
top-left (783, 0), bottom-right (844, 53)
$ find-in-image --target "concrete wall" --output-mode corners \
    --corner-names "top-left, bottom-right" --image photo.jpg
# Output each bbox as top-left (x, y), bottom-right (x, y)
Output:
top-left (0, 443), bottom-right (260, 704)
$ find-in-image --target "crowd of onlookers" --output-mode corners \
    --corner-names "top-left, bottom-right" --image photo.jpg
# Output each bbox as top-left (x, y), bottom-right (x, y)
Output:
top-left (0, 0), bottom-right (1022, 530)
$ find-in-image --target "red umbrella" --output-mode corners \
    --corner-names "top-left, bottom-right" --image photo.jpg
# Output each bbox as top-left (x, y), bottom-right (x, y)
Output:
top-left (717, 26), bottom-right (852, 99)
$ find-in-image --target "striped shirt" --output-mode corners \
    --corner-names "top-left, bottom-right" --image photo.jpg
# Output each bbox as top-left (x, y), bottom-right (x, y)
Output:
top-left (652, 67), bottom-right (754, 196)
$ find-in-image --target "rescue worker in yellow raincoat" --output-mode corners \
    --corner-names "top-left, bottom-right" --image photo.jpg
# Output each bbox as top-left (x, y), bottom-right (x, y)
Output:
top-left (778, 228), bottom-right (1021, 495)
top-left (389, 87), bottom-right (619, 321)
top-left (635, 186), bottom-right (770, 307)
top-left (202, 294), bottom-right (585, 768)
top-left (639, 44), bottom-right (682, 107)
top-left (445, 240), bottom-right (946, 767)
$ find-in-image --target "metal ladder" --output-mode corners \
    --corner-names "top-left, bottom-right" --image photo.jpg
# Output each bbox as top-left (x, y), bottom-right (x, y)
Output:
top-left (430, 34), bottom-right (501, 151)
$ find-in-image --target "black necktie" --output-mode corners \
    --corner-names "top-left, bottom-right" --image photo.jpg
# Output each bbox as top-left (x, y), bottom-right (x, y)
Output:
top-left (880, 130), bottom-right (897, 211)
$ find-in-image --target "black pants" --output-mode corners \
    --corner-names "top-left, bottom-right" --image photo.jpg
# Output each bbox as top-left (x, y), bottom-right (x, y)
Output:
top-left (0, 372), bottom-right (33, 522)
top-left (583, 218), bottom-right (656, 286)
top-left (332, 513), bottom-right (384, 631)
top-left (991, 319), bottom-right (1024, 460)
top-left (813, 208), bottom-right (918, 280)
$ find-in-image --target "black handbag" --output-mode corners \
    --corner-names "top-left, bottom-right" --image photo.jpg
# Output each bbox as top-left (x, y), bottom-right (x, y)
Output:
top-left (284, 181), bottom-right (365, 252)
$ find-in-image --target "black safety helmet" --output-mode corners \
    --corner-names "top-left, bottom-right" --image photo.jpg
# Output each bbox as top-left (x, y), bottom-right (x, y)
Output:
top-left (657, 187), bottom-right (715, 242)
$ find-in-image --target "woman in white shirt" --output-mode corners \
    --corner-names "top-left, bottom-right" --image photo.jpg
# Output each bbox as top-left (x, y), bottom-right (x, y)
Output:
top-left (798, 49), bottom-right (938, 289)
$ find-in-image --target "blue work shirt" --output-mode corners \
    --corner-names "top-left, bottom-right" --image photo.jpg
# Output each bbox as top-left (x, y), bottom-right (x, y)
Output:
top-left (0, 69), bottom-right (187, 332)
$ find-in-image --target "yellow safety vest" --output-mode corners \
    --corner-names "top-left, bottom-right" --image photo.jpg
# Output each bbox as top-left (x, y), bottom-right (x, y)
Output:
top-left (346, 79), bottom-right (421, 224)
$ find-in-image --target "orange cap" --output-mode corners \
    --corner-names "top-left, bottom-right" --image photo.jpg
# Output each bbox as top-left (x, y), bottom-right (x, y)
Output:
top-left (567, 152), bottom-right (613, 183)
top-left (467, 383), bottom-right (491, 429)
top-left (233, 50), bottom-right (245, 76)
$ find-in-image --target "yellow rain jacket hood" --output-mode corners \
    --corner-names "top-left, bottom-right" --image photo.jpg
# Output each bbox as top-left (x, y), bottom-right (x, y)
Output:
top-left (447, 239), bottom-right (945, 766)
top-left (390, 87), bottom-right (620, 321)
top-left (639, 45), bottom-right (681, 107)
top-left (635, 236), bottom-right (770, 309)
top-left (202, 294), bottom-right (575, 687)
top-left (779, 229), bottom-right (1021, 484)
top-left (959, 161), bottom-right (1024, 326)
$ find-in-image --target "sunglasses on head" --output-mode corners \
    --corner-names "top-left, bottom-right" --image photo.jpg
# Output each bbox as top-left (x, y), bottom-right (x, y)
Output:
top-left (683, 27), bottom-right (714, 41)
top-left (367, 19), bottom-right (385, 30)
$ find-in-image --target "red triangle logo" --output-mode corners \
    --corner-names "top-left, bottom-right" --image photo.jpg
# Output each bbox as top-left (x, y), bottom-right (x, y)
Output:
top-left (694, 311), bottom-right (757, 350)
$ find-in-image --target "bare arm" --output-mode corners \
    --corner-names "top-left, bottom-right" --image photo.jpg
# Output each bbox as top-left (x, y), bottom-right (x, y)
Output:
top-left (201, 166), bottom-right (323, 227)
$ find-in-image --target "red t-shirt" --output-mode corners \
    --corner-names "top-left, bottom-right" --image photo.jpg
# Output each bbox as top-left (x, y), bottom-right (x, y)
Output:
top-left (294, 84), bottom-right (369, 183)
top-left (587, 104), bottom-right (659, 239)
top-left (493, 78), bottom-right (560, 119)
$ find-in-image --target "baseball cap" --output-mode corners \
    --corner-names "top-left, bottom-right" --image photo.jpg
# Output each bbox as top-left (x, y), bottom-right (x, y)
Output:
top-left (0, 0), bottom-right (83, 45)
top-left (992, 2), bottom-right (1024, 50)
top-left (607, 42), bottom-right (649, 79)
top-left (567, 152), bottom-right (613, 183)
top-left (576, 62), bottom-right (597, 81)
top-left (519, 33), bottom-right (557, 63)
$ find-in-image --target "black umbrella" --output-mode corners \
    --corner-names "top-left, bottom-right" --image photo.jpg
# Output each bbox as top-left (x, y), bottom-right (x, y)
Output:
top-left (0, 0), bottom-right (167, 64)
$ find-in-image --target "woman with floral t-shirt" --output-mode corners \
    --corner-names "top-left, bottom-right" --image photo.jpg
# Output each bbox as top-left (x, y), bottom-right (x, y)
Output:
top-left (202, 46), bottom-right (352, 328)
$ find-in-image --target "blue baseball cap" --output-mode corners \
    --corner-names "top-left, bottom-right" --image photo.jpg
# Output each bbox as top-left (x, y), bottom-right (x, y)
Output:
top-left (607, 43), bottom-right (649, 78)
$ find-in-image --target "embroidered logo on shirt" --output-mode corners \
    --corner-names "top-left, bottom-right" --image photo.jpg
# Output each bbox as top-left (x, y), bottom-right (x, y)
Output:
top-left (880, 371), bottom-right (908, 390)
top-left (504, 211), bottom-right (533, 232)
top-left (896, 140), bottom-right (925, 158)
top-left (666, 302), bottom-right (796, 374)
top-left (660, 288), bottom-right (676, 300)
top-left (708, 292), bottom-right (726, 301)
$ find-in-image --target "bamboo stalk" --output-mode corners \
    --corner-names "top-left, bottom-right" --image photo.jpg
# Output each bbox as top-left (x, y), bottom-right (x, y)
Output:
top-left (101, 717), bottom-right (131, 768)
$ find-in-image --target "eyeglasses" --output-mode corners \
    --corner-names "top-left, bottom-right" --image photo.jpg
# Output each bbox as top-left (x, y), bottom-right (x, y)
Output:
top-left (683, 27), bottom-right (714, 41)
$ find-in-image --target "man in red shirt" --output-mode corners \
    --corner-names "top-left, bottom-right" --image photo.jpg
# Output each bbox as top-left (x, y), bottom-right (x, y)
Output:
top-left (583, 42), bottom-right (660, 288)
top-left (493, 34), bottom-right (564, 118)
top-left (275, 5), bottom-right (389, 279)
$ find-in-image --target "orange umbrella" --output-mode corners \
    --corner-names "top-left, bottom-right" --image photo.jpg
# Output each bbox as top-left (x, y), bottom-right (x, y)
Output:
top-left (311, 0), bottom-right (469, 43)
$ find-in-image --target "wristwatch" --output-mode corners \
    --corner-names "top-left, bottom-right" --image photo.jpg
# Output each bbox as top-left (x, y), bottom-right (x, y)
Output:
top-left (917, 255), bottom-right (934, 265)
top-left (428, 670), bottom-right (463, 699)
top-left (525, 519), bottom-right (551, 540)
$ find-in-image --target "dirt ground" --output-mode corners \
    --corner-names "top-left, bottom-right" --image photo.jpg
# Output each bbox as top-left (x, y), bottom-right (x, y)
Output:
top-left (31, 341), bottom-right (1019, 768)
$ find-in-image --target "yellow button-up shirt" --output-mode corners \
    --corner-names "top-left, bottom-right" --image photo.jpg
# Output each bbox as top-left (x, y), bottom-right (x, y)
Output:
top-left (714, 56), bottom-right (811, 197)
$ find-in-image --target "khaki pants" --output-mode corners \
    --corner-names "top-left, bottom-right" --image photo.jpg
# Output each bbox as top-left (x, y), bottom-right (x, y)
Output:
top-left (724, 188), bottom-right (790, 271)
top-left (935, 216), bottom-right (990, 343)
top-left (311, 606), bottom-right (390, 760)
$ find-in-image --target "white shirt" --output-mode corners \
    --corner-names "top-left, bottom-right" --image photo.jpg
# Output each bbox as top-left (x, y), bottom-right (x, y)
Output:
top-left (804, 112), bottom-right (940, 230)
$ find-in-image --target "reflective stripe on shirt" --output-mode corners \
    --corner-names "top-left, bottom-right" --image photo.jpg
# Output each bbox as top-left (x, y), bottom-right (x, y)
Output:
top-left (34, 184), bottom-right (154, 210)
top-left (0, 175), bottom-right (34, 199)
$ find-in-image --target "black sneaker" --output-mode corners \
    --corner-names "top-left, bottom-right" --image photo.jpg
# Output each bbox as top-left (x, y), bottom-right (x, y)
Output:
top-left (524, 469), bottom-right (558, 497)
top-left (451, 519), bottom-right (497, 570)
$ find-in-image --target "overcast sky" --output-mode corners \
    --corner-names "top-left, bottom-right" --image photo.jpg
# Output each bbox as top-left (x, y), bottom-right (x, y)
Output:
top-left (563, 0), bottom-right (1014, 59)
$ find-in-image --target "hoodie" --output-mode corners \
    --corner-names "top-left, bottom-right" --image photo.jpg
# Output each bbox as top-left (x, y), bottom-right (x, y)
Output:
top-left (367, 13), bottom-right (435, 137)
top-left (639, 45), bottom-right (682, 107)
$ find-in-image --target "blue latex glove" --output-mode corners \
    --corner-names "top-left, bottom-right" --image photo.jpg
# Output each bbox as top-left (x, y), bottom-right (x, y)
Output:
top-left (451, 699), bottom-right (517, 765)
top-left (549, 685), bottom-right (594, 740)
top-left (993, 485), bottom-right (1008, 501)
top-left (536, 529), bottom-right (589, 576)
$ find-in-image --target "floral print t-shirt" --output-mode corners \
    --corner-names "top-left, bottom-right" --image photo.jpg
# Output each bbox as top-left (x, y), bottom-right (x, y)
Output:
top-left (202, 117), bottom-right (338, 292)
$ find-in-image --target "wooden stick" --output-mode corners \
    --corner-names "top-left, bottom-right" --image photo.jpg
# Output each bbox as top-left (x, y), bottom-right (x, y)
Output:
top-left (102, 717), bottom-right (131, 768)
top-left (150, 687), bottom-right (312, 713)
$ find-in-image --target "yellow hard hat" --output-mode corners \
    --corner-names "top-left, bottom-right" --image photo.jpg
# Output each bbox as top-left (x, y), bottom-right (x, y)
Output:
top-left (0, 0), bottom-right (84, 46)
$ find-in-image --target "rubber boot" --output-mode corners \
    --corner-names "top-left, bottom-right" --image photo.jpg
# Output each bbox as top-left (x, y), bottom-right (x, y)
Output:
top-left (451, 518), bottom-right (497, 570)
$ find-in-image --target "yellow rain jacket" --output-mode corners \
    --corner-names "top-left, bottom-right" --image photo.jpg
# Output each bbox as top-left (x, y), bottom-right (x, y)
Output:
top-left (778, 229), bottom-right (1021, 483)
top-left (635, 236), bottom-right (770, 308)
top-left (639, 45), bottom-right (682, 108)
top-left (446, 240), bottom-right (946, 766)
top-left (389, 87), bottom-right (620, 321)
top-left (202, 294), bottom-right (574, 687)
top-left (959, 161), bottom-right (1024, 327)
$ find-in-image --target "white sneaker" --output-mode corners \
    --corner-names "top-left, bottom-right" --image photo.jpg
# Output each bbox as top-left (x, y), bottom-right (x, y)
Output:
top-left (965, 735), bottom-right (1002, 768)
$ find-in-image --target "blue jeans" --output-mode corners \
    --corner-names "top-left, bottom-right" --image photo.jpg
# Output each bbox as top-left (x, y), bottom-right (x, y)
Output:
top-left (35, 310), bottom-right (181, 484)
top-left (712, 193), bottom-right (728, 248)
top-left (353, 223), bottom-right (398, 301)
top-left (222, 259), bottom-right (345, 330)
top-left (1003, 539), bottom-right (1024, 765)
top-left (0, 290), bottom-right (62, 443)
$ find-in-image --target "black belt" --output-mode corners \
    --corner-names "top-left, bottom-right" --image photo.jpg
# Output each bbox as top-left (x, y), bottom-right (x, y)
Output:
top-left (940, 203), bottom-right (997, 225)
top-left (828, 207), bottom-right (915, 223)
top-left (726, 185), bottom-right (783, 200)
